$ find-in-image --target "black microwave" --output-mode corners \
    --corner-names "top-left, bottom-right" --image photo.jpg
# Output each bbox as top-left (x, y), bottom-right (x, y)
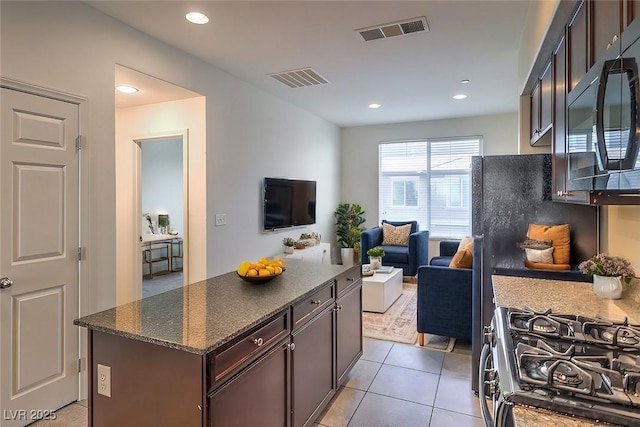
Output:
top-left (566, 33), bottom-right (640, 196)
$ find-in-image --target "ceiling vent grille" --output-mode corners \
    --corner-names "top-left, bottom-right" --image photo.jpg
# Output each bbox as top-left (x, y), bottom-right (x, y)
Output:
top-left (269, 68), bottom-right (330, 88)
top-left (357, 16), bottom-right (429, 41)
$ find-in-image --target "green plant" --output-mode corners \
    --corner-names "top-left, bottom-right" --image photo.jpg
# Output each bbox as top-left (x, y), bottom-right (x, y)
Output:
top-left (367, 247), bottom-right (385, 258)
top-left (282, 237), bottom-right (296, 247)
top-left (334, 203), bottom-right (366, 248)
top-left (579, 254), bottom-right (636, 284)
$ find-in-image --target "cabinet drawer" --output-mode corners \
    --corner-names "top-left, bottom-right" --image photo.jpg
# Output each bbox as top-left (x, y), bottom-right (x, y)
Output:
top-left (336, 268), bottom-right (361, 296)
top-left (292, 282), bottom-right (334, 329)
top-left (209, 311), bottom-right (289, 388)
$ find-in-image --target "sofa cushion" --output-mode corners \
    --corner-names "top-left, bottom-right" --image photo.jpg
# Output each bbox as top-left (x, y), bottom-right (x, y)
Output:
top-left (524, 259), bottom-right (571, 270)
top-left (381, 222), bottom-right (412, 246)
top-left (527, 224), bottom-right (570, 265)
top-left (525, 247), bottom-right (554, 264)
top-left (380, 245), bottom-right (409, 264)
top-left (449, 244), bottom-right (473, 269)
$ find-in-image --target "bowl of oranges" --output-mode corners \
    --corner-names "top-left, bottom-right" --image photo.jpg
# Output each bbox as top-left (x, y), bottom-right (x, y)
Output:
top-left (236, 257), bottom-right (285, 284)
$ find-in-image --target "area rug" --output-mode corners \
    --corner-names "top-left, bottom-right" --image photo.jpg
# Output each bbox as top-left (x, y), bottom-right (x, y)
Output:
top-left (362, 282), bottom-right (419, 344)
top-left (362, 282), bottom-right (456, 352)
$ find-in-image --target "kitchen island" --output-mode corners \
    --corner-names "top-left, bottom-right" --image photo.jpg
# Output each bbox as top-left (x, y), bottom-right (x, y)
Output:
top-left (492, 275), bottom-right (640, 427)
top-left (75, 261), bottom-right (363, 427)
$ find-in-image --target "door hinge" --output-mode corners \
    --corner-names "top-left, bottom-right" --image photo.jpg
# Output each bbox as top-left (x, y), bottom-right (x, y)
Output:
top-left (77, 358), bottom-right (82, 373)
top-left (77, 247), bottom-right (86, 261)
top-left (75, 135), bottom-right (85, 151)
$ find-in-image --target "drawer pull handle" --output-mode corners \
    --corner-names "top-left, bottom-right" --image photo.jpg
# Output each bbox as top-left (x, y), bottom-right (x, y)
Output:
top-left (286, 343), bottom-right (296, 351)
top-left (347, 277), bottom-right (354, 282)
top-left (253, 337), bottom-right (264, 347)
top-left (311, 300), bottom-right (322, 305)
top-left (337, 305), bottom-right (343, 310)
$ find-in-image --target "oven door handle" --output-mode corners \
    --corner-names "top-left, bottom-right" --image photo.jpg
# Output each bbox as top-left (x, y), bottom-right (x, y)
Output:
top-left (479, 343), bottom-right (496, 427)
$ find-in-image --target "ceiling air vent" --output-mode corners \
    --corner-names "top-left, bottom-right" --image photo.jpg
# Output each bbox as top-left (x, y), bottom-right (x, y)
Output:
top-left (357, 16), bottom-right (429, 41)
top-left (269, 68), bottom-right (330, 88)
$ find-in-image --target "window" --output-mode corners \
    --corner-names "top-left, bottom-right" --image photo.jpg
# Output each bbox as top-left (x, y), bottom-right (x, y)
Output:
top-left (379, 137), bottom-right (481, 239)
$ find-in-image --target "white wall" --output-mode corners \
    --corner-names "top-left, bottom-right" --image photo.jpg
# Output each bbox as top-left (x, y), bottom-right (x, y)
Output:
top-left (340, 112), bottom-right (518, 232)
top-left (1, 1), bottom-right (341, 313)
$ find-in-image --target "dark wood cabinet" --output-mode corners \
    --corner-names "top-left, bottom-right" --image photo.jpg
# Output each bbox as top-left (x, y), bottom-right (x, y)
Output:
top-left (530, 60), bottom-right (552, 146)
top-left (336, 282), bottom-right (362, 385)
top-left (209, 339), bottom-right (290, 427)
top-left (591, 0), bottom-right (622, 64)
top-left (291, 306), bottom-right (335, 427)
top-left (568, 0), bottom-right (588, 92)
top-left (553, 35), bottom-right (567, 202)
top-left (628, 0), bottom-right (640, 26)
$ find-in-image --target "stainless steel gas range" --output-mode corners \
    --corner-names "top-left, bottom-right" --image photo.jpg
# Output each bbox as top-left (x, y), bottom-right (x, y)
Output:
top-left (479, 306), bottom-right (640, 427)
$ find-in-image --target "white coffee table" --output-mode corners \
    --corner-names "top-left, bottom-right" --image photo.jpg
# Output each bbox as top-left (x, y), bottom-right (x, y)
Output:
top-left (362, 267), bottom-right (403, 313)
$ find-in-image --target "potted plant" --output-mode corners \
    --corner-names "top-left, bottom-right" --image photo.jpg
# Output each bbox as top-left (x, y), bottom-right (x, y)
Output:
top-left (282, 237), bottom-right (296, 254)
top-left (367, 247), bottom-right (385, 270)
top-left (578, 253), bottom-right (636, 299)
top-left (334, 203), bottom-right (366, 267)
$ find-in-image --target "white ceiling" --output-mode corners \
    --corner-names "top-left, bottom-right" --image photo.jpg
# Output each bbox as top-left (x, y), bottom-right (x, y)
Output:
top-left (97, 1), bottom-right (532, 127)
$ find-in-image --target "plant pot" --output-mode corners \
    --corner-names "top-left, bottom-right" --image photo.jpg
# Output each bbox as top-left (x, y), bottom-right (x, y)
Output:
top-left (341, 248), bottom-right (354, 267)
top-left (593, 275), bottom-right (622, 299)
top-left (369, 256), bottom-right (382, 270)
top-left (284, 246), bottom-right (294, 254)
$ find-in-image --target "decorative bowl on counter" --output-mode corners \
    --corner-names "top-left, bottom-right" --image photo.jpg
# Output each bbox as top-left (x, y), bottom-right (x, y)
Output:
top-left (236, 271), bottom-right (283, 284)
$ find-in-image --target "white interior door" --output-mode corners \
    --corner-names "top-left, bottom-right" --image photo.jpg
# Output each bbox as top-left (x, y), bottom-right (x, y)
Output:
top-left (0, 88), bottom-right (79, 426)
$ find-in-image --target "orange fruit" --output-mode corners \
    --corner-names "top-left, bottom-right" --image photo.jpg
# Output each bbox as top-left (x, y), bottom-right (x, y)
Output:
top-left (274, 266), bottom-right (283, 275)
top-left (247, 269), bottom-right (258, 277)
top-left (258, 269), bottom-right (271, 277)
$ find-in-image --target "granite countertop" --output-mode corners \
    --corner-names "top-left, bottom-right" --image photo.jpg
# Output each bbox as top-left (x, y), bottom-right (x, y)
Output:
top-left (492, 275), bottom-right (640, 427)
top-left (74, 261), bottom-right (350, 355)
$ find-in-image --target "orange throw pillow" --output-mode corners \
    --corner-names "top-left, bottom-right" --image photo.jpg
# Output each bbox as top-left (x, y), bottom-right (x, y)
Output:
top-left (527, 224), bottom-right (570, 265)
top-left (449, 241), bottom-right (473, 269)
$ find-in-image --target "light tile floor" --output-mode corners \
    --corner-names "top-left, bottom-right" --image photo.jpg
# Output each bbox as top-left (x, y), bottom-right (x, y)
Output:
top-left (315, 337), bottom-right (484, 427)
top-left (31, 337), bottom-right (483, 427)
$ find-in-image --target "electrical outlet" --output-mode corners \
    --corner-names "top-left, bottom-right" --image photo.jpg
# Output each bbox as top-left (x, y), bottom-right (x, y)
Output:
top-left (97, 364), bottom-right (111, 397)
top-left (215, 213), bottom-right (227, 226)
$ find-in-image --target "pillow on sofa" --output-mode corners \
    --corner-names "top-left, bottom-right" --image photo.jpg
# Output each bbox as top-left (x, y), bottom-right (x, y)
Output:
top-left (457, 236), bottom-right (473, 252)
top-left (449, 240), bottom-right (473, 269)
top-left (527, 224), bottom-right (570, 265)
top-left (381, 222), bottom-right (412, 246)
top-left (525, 247), bottom-right (554, 263)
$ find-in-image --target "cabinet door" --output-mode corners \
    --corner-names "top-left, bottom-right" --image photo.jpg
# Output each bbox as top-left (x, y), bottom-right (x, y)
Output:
top-left (530, 81), bottom-right (541, 140)
top-left (291, 307), bottom-right (335, 427)
top-left (628, 0), bottom-right (640, 26)
top-left (209, 340), bottom-right (289, 427)
top-left (540, 60), bottom-right (553, 134)
top-left (591, 0), bottom-right (622, 64)
top-left (569, 1), bottom-right (588, 92)
top-left (336, 283), bottom-right (362, 385)
top-left (553, 35), bottom-right (568, 201)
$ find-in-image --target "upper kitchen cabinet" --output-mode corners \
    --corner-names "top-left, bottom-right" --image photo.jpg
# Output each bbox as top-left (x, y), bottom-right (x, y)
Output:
top-left (625, 1), bottom-right (640, 28)
top-left (569, 1), bottom-right (588, 92)
top-left (590, 0), bottom-right (622, 65)
top-left (530, 59), bottom-right (553, 146)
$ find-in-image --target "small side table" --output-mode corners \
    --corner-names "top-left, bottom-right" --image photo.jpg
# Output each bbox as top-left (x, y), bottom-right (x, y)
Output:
top-left (362, 267), bottom-right (403, 313)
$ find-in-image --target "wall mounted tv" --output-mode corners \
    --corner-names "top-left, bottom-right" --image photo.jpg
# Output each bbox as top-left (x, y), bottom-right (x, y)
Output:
top-left (263, 178), bottom-right (317, 231)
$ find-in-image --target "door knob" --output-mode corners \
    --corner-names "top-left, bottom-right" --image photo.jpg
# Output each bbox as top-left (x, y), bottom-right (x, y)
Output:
top-left (0, 277), bottom-right (13, 289)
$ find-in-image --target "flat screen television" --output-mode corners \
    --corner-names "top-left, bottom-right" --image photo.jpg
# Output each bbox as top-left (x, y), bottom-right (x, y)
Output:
top-left (263, 178), bottom-right (316, 231)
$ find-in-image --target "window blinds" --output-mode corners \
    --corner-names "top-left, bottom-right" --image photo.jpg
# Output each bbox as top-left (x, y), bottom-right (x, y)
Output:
top-left (379, 137), bottom-right (481, 239)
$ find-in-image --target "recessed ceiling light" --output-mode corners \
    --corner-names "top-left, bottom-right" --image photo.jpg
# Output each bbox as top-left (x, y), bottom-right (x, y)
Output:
top-left (369, 103), bottom-right (381, 109)
top-left (186, 12), bottom-right (209, 25)
top-left (453, 94), bottom-right (467, 100)
top-left (115, 85), bottom-right (139, 94)
top-left (461, 79), bottom-right (470, 84)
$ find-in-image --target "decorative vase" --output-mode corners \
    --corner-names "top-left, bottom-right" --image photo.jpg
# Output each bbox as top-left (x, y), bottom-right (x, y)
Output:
top-left (285, 246), bottom-right (294, 254)
top-left (370, 256), bottom-right (382, 270)
top-left (593, 275), bottom-right (622, 299)
top-left (341, 248), bottom-right (354, 267)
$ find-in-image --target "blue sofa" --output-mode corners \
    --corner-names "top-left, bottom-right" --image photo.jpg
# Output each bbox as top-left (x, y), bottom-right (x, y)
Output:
top-left (359, 220), bottom-right (429, 276)
top-left (417, 240), bottom-right (472, 343)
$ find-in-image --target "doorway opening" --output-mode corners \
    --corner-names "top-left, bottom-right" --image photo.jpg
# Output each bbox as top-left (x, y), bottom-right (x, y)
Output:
top-left (138, 136), bottom-right (186, 297)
